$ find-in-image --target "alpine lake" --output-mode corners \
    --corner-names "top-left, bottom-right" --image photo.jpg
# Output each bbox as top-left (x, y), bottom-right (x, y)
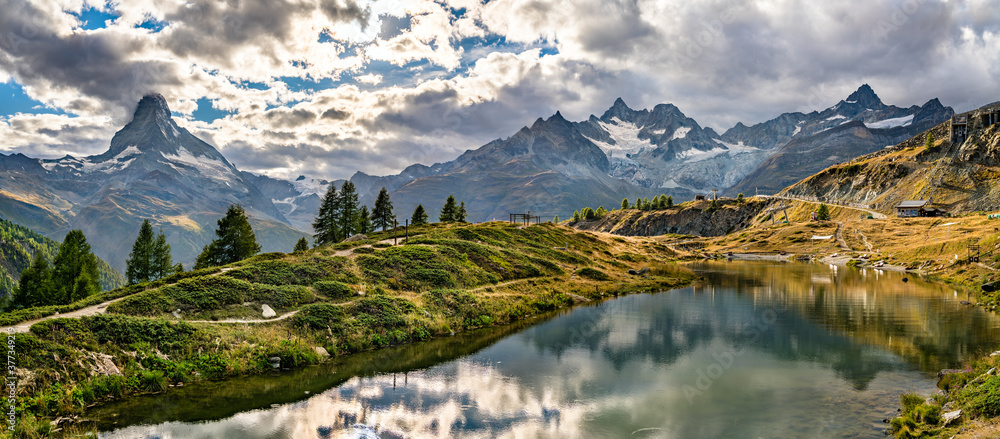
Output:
top-left (89, 261), bottom-right (1000, 438)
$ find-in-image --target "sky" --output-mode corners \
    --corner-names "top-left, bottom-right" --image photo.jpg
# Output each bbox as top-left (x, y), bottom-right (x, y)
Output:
top-left (0, 0), bottom-right (998, 181)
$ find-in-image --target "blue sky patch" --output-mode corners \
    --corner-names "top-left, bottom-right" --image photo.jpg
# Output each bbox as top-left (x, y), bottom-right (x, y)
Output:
top-left (191, 97), bottom-right (233, 123)
top-left (0, 82), bottom-right (69, 117)
top-left (72, 6), bottom-right (119, 30)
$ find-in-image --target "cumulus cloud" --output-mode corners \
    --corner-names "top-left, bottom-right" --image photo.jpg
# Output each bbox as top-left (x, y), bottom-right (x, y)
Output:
top-left (0, 0), bottom-right (999, 181)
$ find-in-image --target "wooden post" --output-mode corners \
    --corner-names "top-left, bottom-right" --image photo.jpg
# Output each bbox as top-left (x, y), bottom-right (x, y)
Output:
top-left (393, 218), bottom-right (397, 245)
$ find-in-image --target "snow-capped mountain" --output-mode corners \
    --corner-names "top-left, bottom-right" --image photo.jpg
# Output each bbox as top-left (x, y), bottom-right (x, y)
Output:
top-left (725, 85), bottom-right (954, 195)
top-left (265, 85), bottom-right (953, 223)
top-left (574, 97), bottom-right (767, 193)
top-left (0, 94), bottom-right (305, 270)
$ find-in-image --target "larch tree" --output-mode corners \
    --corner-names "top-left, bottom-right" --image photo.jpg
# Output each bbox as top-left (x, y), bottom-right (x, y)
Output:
top-left (358, 205), bottom-right (374, 234)
top-left (313, 182), bottom-right (342, 245)
top-left (337, 181), bottom-right (360, 239)
top-left (51, 230), bottom-right (100, 304)
top-left (372, 187), bottom-right (394, 231)
top-left (11, 252), bottom-right (53, 309)
top-left (440, 195), bottom-right (458, 222)
top-left (293, 237), bottom-right (310, 253)
top-left (195, 205), bottom-right (261, 269)
top-left (411, 204), bottom-right (429, 225)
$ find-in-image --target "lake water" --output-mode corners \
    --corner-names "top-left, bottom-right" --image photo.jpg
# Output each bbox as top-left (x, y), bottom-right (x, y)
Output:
top-left (93, 261), bottom-right (1000, 438)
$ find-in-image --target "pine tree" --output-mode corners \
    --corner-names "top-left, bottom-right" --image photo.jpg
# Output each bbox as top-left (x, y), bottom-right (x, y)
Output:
top-left (195, 205), bottom-right (261, 269)
top-left (11, 252), bottom-right (53, 309)
top-left (737, 193), bottom-right (745, 203)
top-left (126, 219), bottom-right (156, 285)
top-left (925, 132), bottom-right (935, 149)
top-left (666, 196), bottom-right (674, 208)
top-left (440, 195), bottom-right (458, 222)
top-left (595, 206), bottom-right (607, 217)
top-left (457, 202), bottom-right (467, 222)
top-left (411, 204), bottom-right (429, 225)
top-left (582, 207), bottom-right (596, 220)
top-left (51, 230), bottom-right (100, 304)
top-left (293, 237), bottom-right (310, 253)
top-left (152, 229), bottom-right (174, 281)
top-left (357, 205), bottom-right (373, 234)
top-left (372, 187), bottom-right (394, 231)
top-left (634, 198), bottom-right (641, 209)
top-left (553, 215), bottom-right (560, 223)
top-left (659, 194), bottom-right (668, 209)
top-left (338, 181), bottom-right (360, 239)
top-left (817, 203), bottom-right (831, 221)
top-left (622, 198), bottom-right (630, 210)
top-left (313, 182), bottom-right (342, 245)
top-left (572, 210), bottom-right (581, 222)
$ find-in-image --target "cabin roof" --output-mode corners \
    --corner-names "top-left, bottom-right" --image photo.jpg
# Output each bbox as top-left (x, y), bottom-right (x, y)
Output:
top-left (896, 200), bottom-right (929, 209)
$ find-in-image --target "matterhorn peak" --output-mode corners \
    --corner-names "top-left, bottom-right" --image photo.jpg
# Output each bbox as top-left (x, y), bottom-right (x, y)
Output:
top-left (131, 93), bottom-right (172, 123)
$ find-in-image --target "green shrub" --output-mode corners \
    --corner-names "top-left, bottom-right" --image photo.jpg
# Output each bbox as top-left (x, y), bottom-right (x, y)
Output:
top-left (251, 284), bottom-right (315, 308)
top-left (139, 370), bottom-right (168, 392)
top-left (84, 315), bottom-right (196, 351)
top-left (575, 267), bottom-right (610, 281)
top-left (352, 247), bottom-right (375, 254)
top-left (196, 354), bottom-right (230, 381)
top-left (354, 296), bottom-right (414, 329)
top-left (223, 260), bottom-right (329, 286)
top-left (292, 303), bottom-right (346, 330)
top-left (372, 242), bottom-right (392, 248)
top-left (313, 280), bottom-right (353, 299)
top-left (960, 375), bottom-right (1000, 417)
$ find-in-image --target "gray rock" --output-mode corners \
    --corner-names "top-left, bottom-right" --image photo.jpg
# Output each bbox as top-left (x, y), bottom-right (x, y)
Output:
top-left (262, 304), bottom-right (276, 318)
top-left (314, 347), bottom-right (330, 358)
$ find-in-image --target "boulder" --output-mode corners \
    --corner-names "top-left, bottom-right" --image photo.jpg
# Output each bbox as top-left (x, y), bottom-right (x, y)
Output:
top-left (984, 280), bottom-right (1000, 292)
top-left (314, 347), bottom-right (330, 358)
top-left (345, 234), bottom-right (368, 242)
top-left (262, 304), bottom-right (276, 318)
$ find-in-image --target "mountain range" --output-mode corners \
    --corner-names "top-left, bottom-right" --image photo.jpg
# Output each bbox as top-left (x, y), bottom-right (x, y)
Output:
top-left (0, 95), bottom-right (306, 272)
top-left (0, 85), bottom-right (955, 276)
top-left (269, 84), bottom-right (953, 220)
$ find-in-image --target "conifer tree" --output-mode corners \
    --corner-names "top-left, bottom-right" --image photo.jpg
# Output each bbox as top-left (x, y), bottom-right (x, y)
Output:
top-left (622, 198), bottom-right (630, 210)
top-left (127, 220), bottom-right (175, 284)
top-left (737, 193), bottom-right (745, 203)
top-left (817, 203), bottom-right (831, 221)
top-left (643, 197), bottom-right (651, 210)
top-left (51, 230), bottom-right (100, 304)
top-left (358, 205), bottom-right (373, 234)
top-left (634, 198), bottom-right (641, 209)
top-left (11, 252), bottom-right (53, 309)
top-left (313, 182), bottom-right (342, 245)
top-left (553, 215), bottom-right (560, 223)
top-left (411, 204), bottom-right (429, 225)
top-left (457, 202), bottom-right (467, 222)
top-left (152, 231), bottom-right (174, 280)
top-left (372, 187), bottom-right (394, 231)
top-left (666, 196), bottom-right (674, 208)
top-left (572, 210), bottom-right (581, 222)
top-left (337, 181), bottom-right (360, 239)
top-left (440, 195), bottom-right (458, 222)
top-left (126, 219), bottom-right (156, 285)
top-left (195, 205), bottom-right (261, 269)
top-left (293, 237), bottom-right (310, 253)
top-left (659, 194), bottom-right (668, 208)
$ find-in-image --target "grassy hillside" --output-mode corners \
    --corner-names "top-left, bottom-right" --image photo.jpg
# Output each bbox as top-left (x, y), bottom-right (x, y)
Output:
top-left (5, 222), bottom-right (694, 438)
top-left (784, 122), bottom-right (1000, 215)
top-left (0, 217), bottom-right (124, 298)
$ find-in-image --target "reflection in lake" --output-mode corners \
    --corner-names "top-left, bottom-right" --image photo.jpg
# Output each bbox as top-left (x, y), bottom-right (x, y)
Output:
top-left (97, 261), bottom-right (1000, 438)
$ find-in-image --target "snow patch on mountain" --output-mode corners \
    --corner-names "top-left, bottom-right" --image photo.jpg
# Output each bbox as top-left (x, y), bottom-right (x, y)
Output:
top-left (865, 114), bottom-right (914, 129)
top-left (825, 115), bottom-right (846, 121)
top-left (671, 127), bottom-right (691, 140)
top-left (292, 177), bottom-right (328, 197)
top-left (161, 147), bottom-right (234, 180)
top-left (586, 118), bottom-right (655, 159)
